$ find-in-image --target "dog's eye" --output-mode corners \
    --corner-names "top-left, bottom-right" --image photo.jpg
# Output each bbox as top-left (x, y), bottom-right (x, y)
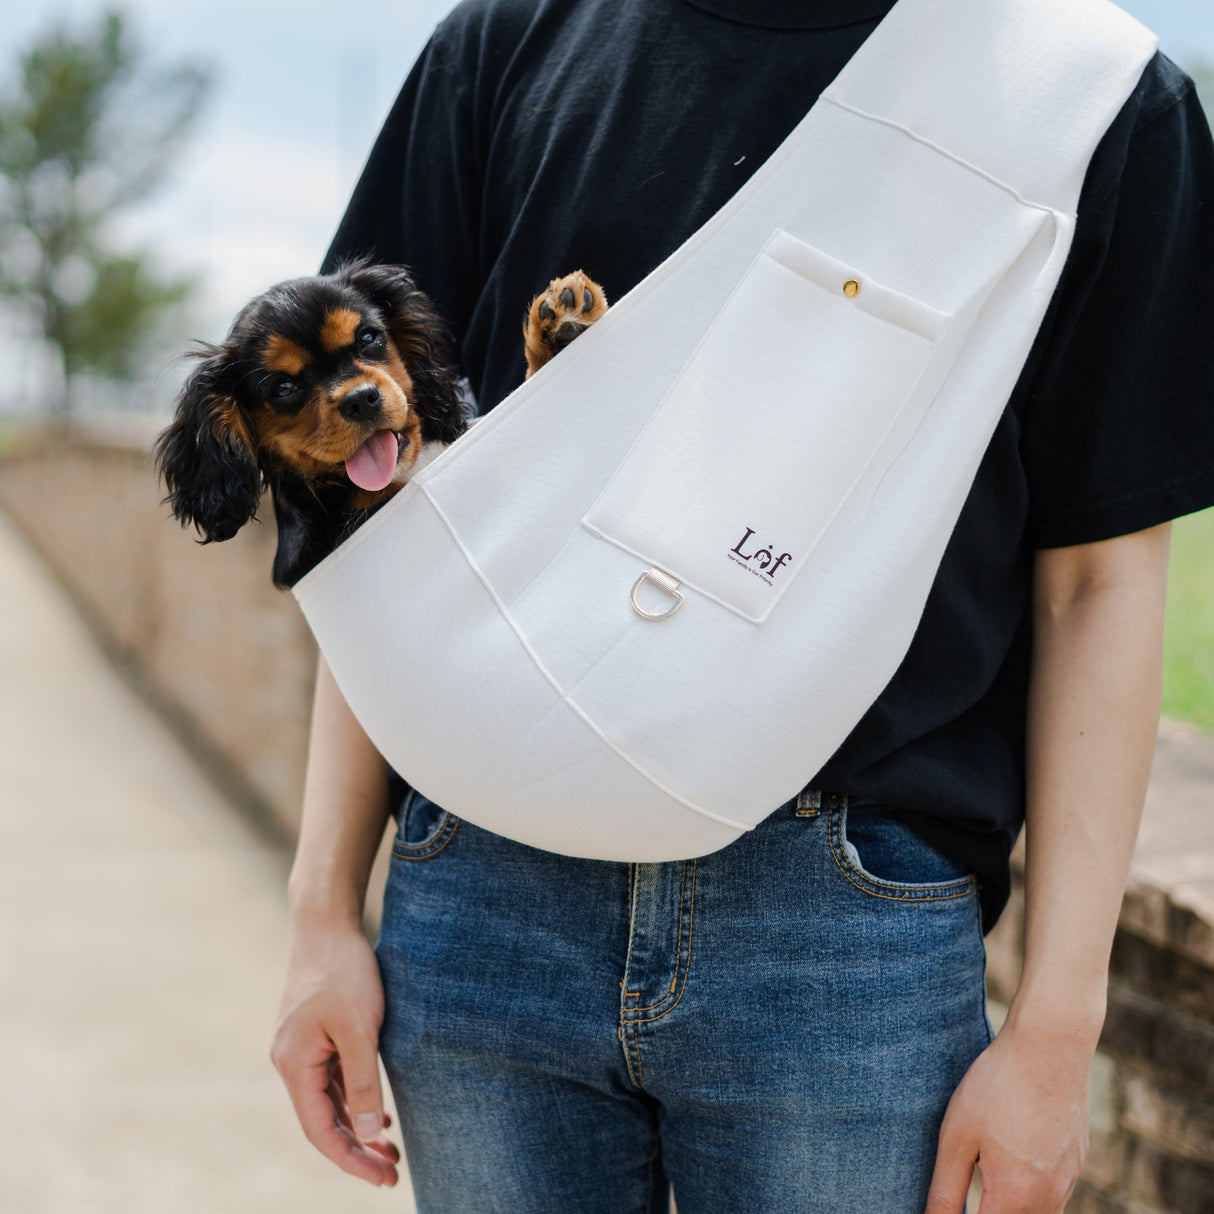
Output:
top-left (271, 378), bottom-right (300, 399)
top-left (357, 326), bottom-right (383, 348)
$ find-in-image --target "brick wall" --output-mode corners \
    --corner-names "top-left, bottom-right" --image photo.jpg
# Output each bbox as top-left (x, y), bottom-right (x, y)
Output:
top-left (0, 419), bottom-right (317, 840)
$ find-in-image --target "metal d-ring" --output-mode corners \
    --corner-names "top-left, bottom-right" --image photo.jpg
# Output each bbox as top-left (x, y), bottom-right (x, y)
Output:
top-left (630, 567), bottom-right (685, 621)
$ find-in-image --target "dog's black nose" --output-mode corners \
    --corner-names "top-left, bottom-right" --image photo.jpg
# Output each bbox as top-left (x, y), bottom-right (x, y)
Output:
top-left (338, 382), bottom-right (382, 422)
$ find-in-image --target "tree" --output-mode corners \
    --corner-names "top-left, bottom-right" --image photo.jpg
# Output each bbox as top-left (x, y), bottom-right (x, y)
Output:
top-left (0, 10), bottom-right (210, 414)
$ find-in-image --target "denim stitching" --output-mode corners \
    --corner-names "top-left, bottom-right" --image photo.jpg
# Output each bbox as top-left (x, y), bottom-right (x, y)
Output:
top-left (622, 863), bottom-right (641, 995)
top-left (619, 1012), bottom-right (641, 1088)
top-left (795, 788), bottom-right (822, 817)
top-left (627, 861), bottom-right (693, 1015)
top-left (391, 813), bottom-right (457, 859)
top-left (391, 814), bottom-right (459, 860)
top-left (632, 859), bottom-right (692, 1012)
top-left (828, 804), bottom-right (976, 902)
top-left (619, 994), bottom-right (646, 1089)
top-left (619, 858), bottom-right (698, 1091)
top-left (633, 1019), bottom-right (646, 1089)
top-left (625, 859), bottom-right (698, 1025)
top-left (620, 865), bottom-right (644, 1088)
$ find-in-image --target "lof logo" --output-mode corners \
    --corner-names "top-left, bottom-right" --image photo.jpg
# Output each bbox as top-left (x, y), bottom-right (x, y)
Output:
top-left (728, 527), bottom-right (793, 584)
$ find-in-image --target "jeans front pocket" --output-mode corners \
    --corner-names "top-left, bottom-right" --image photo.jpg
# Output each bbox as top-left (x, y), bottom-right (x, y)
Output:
top-left (829, 798), bottom-right (975, 903)
top-left (581, 229), bottom-right (951, 624)
top-left (392, 790), bottom-right (459, 860)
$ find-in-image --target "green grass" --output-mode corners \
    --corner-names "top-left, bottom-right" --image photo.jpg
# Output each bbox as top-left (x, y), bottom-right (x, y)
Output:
top-left (1163, 507), bottom-right (1214, 732)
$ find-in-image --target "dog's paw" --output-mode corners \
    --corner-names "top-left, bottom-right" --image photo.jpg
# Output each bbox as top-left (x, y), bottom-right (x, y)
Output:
top-left (523, 271), bottom-right (608, 378)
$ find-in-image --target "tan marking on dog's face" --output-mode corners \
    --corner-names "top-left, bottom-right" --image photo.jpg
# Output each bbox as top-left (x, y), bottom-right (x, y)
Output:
top-left (320, 308), bottom-right (362, 352)
top-left (253, 336), bottom-right (418, 479)
top-left (379, 338), bottom-right (416, 400)
top-left (262, 333), bottom-right (310, 376)
top-left (256, 394), bottom-right (347, 477)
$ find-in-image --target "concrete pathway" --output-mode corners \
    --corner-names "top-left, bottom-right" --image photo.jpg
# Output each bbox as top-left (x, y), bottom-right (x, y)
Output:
top-left (0, 511), bottom-right (412, 1213)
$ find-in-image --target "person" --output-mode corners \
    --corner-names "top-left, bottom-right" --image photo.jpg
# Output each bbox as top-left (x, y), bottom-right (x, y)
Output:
top-left (270, 1), bottom-right (1214, 1210)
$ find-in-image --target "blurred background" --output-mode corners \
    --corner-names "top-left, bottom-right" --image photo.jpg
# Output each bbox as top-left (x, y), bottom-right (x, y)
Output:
top-left (0, 2), bottom-right (1211, 1212)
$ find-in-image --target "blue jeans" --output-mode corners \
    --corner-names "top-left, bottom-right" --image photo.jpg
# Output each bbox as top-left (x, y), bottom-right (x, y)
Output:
top-left (375, 790), bottom-right (991, 1213)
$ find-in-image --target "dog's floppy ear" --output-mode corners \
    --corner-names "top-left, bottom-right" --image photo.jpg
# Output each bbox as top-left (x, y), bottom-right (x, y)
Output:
top-left (338, 260), bottom-right (467, 444)
top-left (155, 346), bottom-right (263, 543)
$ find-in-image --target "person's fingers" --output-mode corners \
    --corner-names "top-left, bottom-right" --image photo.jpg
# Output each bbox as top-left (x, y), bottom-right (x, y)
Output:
top-left (293, 1057), bottom-right (394, 1183)
top-left (365, 1136), bottom-right (402, 1163)
top-left (326, 1066), bottom-right (352, 1130)
top-left (328, 1057), bottom-right (393, 1141)
top-left (328, 1021), bottom-right (388, 1142)
top-left (322, 1062), bottom-right (399, 1185)
top-left (925, 1114), bottom-right (978, 1214)
top-left (272, 1030), bottom-right (396, 1186)
top-left (330, 1119), bottom-right (400, 1186)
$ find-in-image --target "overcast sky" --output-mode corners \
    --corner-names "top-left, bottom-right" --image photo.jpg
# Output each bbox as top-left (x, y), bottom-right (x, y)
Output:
top-left (2, 0), bottom-right (1211, 411)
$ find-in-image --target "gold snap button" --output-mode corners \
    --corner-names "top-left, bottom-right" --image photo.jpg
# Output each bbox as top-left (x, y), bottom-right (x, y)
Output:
top-left (843, 279), bottom-right (861, 298)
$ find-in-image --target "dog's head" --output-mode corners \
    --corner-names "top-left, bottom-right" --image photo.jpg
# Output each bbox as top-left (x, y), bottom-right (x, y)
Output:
top-left (155, 260), bottom-right (466, 587)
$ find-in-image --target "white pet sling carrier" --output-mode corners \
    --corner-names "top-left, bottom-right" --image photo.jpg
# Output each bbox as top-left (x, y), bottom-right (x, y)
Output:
top-left (294, 0), bottom-right (1157, 860)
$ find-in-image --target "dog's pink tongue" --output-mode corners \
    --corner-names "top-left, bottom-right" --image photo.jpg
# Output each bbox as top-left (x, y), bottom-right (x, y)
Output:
top-left (344, 430), bottom-right (399, 491)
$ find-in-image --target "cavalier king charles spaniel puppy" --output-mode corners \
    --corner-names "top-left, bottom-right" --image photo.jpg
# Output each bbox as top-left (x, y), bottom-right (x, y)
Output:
top-left (155, 260), bottom-right (606, 587)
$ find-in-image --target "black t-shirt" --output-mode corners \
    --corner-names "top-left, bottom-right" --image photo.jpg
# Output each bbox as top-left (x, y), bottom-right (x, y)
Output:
top-left (323, 0), bottom-right (1214, 928)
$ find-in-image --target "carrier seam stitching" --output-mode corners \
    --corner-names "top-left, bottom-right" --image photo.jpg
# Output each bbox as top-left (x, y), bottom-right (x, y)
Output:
top-left (821, 94), bottom-right (1063, 217)
top-left (391, 87), bottom-right (827, 483)
top-left (421, 486), bottom-right (749, 832)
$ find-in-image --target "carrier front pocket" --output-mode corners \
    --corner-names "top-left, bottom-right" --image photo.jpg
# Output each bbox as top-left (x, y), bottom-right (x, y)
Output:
top-left (581, 229), bottom-right (951, 624)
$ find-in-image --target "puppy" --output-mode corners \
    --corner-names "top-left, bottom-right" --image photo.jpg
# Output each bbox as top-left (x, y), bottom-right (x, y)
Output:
top-left (156, 261), bottom-right (606, 587)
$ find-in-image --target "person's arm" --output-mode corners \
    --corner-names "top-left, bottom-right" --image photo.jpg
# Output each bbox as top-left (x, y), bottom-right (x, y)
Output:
top-left (926, 520), bottom-right (1171, 1214)
top-left (270, 654), bottom-right (400, 1187)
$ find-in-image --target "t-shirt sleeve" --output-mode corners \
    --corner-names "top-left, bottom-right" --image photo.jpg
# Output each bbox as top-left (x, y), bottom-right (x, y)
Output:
top-left (1020, 62), bottom-right (1214, 549)
top-left (319, 13), bottom-right (484, 350)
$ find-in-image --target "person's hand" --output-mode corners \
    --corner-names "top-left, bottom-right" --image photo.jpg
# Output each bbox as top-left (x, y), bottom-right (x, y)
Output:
top-left (270, 918), bottom-right (400, 1187)
top-left (925, 1007), bottom-right (1099, 1213)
